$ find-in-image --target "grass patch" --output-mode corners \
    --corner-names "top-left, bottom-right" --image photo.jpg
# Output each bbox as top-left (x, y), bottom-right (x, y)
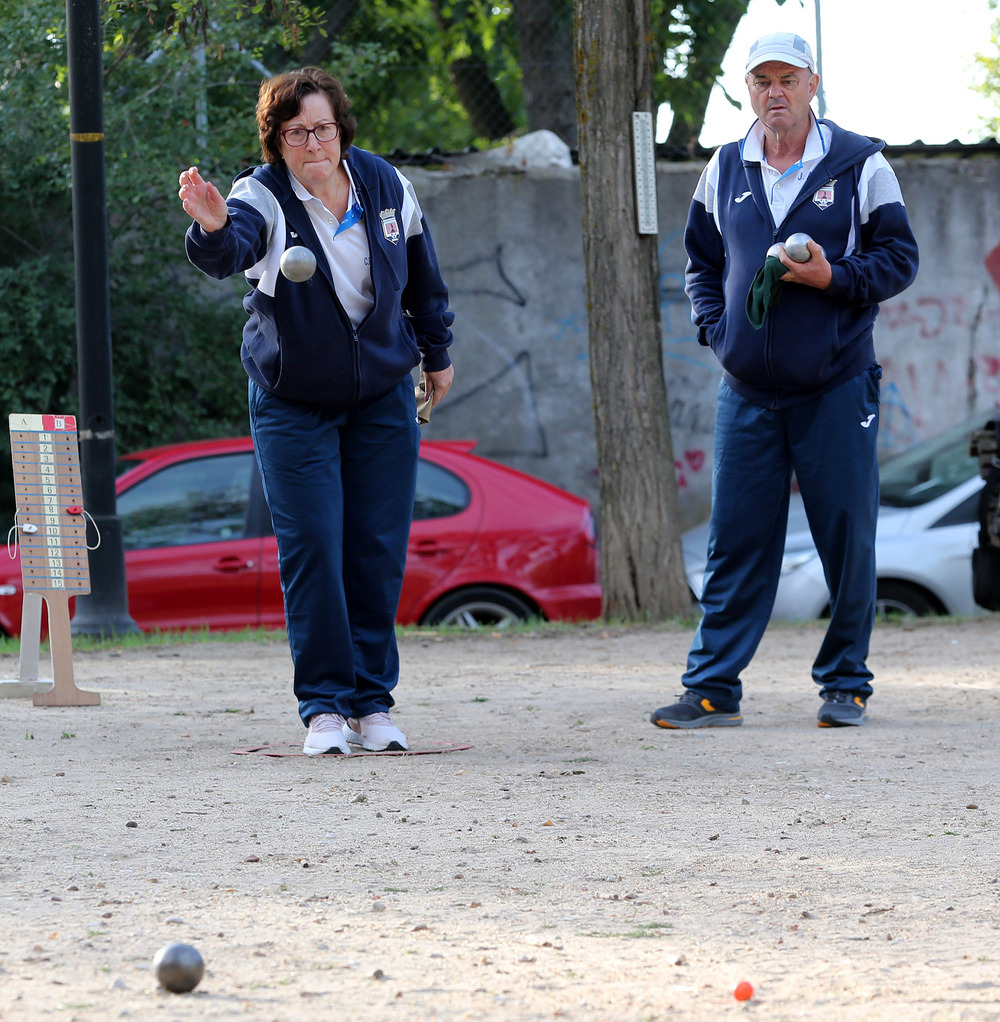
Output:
top-left (1, 610), bottom-right (990, 659)
top-left (0, 626), bottom-right (288, 657)
top-left (3, 610), bottom-right (941, 660)
top-left (0, 617), bottom-right (704, 658)
top-left (396, 615), bottom-right (705, 640)
top-left (3, 612), bottom-right (859, 660)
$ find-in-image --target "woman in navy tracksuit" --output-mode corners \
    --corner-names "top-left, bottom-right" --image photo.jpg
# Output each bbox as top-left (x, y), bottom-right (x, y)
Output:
top-left (179, 67), bottom-right (454, 755)
top-left (651, 33), bottom-right (918, 731)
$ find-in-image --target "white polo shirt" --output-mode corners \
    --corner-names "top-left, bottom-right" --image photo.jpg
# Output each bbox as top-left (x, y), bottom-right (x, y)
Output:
top-left (289, 163), bottom-right (374, 329)
top-left (740, 116), bottom-right (832, 227)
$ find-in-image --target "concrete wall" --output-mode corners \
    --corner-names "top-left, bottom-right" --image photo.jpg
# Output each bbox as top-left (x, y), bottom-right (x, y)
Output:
top-left (410, 152), bottom-right (1000, 528)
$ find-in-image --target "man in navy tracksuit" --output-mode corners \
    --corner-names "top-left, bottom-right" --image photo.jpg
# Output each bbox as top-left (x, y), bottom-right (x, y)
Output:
top-left (651, 32), bottom-right (918, 729)
top-left (180, 68), bottom-right (453, 755)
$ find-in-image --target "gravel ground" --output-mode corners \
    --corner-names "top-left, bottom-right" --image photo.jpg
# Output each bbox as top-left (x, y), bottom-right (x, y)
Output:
top-left (1, 617), bottom-right (999, 1021)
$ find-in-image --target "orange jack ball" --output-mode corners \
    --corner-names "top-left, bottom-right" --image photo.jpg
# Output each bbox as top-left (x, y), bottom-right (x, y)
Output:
top-left (734, 980), bottom-right (754, 1001)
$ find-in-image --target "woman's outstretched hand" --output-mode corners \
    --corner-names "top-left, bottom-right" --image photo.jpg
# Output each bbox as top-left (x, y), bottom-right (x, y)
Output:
top-left (178, 166), bottom-right (229, 233)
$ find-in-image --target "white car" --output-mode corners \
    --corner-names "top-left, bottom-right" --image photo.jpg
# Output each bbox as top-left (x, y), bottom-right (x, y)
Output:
top-left (683, 412), bottom-right (995, 619)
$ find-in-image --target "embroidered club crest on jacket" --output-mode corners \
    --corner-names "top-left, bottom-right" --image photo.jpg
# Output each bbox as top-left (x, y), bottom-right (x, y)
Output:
top-left (380, 208), bottom-right (400, 244)
top-left (813, 179), bottom-right (836, 210)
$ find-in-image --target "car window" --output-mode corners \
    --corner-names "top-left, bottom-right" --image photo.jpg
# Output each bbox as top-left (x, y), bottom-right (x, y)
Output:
top-left (413, 459), bottom-right (471, 520)
top-left (117, 453), bottom-right (255, 549)
top-left (931, 488), bottom-right (983, 529)
top-left (880, 418), bottom-right (983, 508)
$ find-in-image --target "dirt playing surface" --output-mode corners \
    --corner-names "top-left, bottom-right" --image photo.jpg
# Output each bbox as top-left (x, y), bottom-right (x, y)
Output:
top-left (2, 617), bottom-right (999, 1021)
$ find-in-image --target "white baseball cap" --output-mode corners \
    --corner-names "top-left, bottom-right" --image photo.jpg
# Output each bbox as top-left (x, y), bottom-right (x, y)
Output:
top-left (745, 32), bottom-right (816, 73)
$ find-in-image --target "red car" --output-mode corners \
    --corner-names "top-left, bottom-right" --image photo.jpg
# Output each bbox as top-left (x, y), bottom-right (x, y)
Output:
top-left (0, 438), bottom-right (600, 635)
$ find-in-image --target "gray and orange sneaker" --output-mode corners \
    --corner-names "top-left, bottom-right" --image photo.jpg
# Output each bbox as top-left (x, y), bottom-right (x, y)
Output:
top-left (650, 690), bottom-right (742, 729)
top-left (817, 691), bottom-right (868, 727)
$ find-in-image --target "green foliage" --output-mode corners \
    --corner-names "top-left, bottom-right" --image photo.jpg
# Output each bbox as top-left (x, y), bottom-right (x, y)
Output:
top-left (0, 0), bottom-right (527, 527)
top-left (0, 259), bottom-right (79, 416)
top-left (0, 0), bottom-right (769, 525)
top-left (654, 0), bottom-right (792, 151)
top-left (0, 0), bottom-right (292, 517)
top-left (975, 2), bottom-right (1000, 139)
top-left (0, 0), bottom-right (534, 514)
top-left (323, 0), bottom-right (523, 152)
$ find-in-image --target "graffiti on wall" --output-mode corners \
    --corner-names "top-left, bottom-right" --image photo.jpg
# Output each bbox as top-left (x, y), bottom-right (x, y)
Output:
top-left (656, 224), bottom-right (1000, 477)
top-left (659, 229), bottom-right (715, 498)
top-left (418, 177), bottom-right (1000, 525)
top-left (431, 244), bottom-right (550, 460)
top-left (877, 245), bottom-right (1000, 447)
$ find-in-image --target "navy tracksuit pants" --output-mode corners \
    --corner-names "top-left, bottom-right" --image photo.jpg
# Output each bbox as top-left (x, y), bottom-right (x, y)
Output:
top-left (683, 366), bottom-right (881, 712)
top-left (249, 377), bottom-right (420, 725)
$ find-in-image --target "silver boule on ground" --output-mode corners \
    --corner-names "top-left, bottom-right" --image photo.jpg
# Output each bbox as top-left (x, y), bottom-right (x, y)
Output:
top-left (4, 623), bottom-right (1000, 1020)
top-left (152, 942), bottom-right (205, 993)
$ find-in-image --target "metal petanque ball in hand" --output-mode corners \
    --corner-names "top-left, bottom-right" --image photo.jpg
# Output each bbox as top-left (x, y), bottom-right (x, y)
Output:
top-left (153, 942), bottom-right (205, 993)
top-left (279, 245), bottom-right (317, 282)
top-left (783, 232), bottom-right (815, 262)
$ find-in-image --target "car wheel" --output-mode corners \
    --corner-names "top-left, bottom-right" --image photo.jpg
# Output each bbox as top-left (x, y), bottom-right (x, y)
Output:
top-left (422, 587), bottom-right (537, 629)
top-left (875, 580), bottom-right (939, 617)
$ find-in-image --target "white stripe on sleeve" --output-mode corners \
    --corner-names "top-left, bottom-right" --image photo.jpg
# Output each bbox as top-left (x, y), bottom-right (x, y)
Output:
top-left (228, 176), bottom-right (286, 297)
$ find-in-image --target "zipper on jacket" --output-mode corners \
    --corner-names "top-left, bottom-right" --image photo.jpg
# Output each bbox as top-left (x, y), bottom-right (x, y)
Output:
top-left (352, 329), bottom-right (362, 402)
top-left (762, 227), bottom-right (780, 396)
top-left (349, 161), bottom-right (402, 296)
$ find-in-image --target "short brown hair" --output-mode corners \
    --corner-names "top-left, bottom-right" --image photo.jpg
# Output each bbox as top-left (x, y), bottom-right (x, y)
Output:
top-left (256, 67), bottom-right (357, 165)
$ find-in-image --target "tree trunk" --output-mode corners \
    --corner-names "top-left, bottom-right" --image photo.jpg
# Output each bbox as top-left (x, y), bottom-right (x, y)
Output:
top-left (450, 55), bottom-right (516, 139)
top-left (573, 0), bottom-right (690, 621)
top-left (513, 0), bottom-right (577, 148)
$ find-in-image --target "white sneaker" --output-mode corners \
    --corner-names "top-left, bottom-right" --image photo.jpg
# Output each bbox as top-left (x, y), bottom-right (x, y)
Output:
top-left (343, 712), bottom-right (408, 751)
top-left (303, 713), bottom-right (350, 756)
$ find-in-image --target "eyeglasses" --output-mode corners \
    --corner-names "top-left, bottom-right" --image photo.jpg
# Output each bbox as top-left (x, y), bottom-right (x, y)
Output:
top-left (748, 75), bottom-right (807, 94)
top-left (280, 122), bottom-right (340, 147)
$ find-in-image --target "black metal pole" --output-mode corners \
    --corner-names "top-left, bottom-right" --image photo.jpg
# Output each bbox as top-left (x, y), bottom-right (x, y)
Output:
top-left (65, 0), bottom-right (137, 636)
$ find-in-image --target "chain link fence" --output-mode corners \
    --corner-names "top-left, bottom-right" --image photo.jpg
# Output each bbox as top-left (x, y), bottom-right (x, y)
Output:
top-left (283, 0), bottom-right (578, 159)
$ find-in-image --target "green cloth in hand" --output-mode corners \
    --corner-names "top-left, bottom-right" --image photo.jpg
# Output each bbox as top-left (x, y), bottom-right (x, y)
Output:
top-left (745, 255), bottom-right (786, 330)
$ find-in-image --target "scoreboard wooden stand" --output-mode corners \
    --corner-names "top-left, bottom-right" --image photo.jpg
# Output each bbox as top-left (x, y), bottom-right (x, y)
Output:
top-left (5, 413), bottom-right (100, 706)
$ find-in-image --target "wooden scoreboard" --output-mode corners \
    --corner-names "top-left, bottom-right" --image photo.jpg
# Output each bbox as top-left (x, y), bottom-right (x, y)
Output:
top-left (8, 413), bottom-right (100, 706)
